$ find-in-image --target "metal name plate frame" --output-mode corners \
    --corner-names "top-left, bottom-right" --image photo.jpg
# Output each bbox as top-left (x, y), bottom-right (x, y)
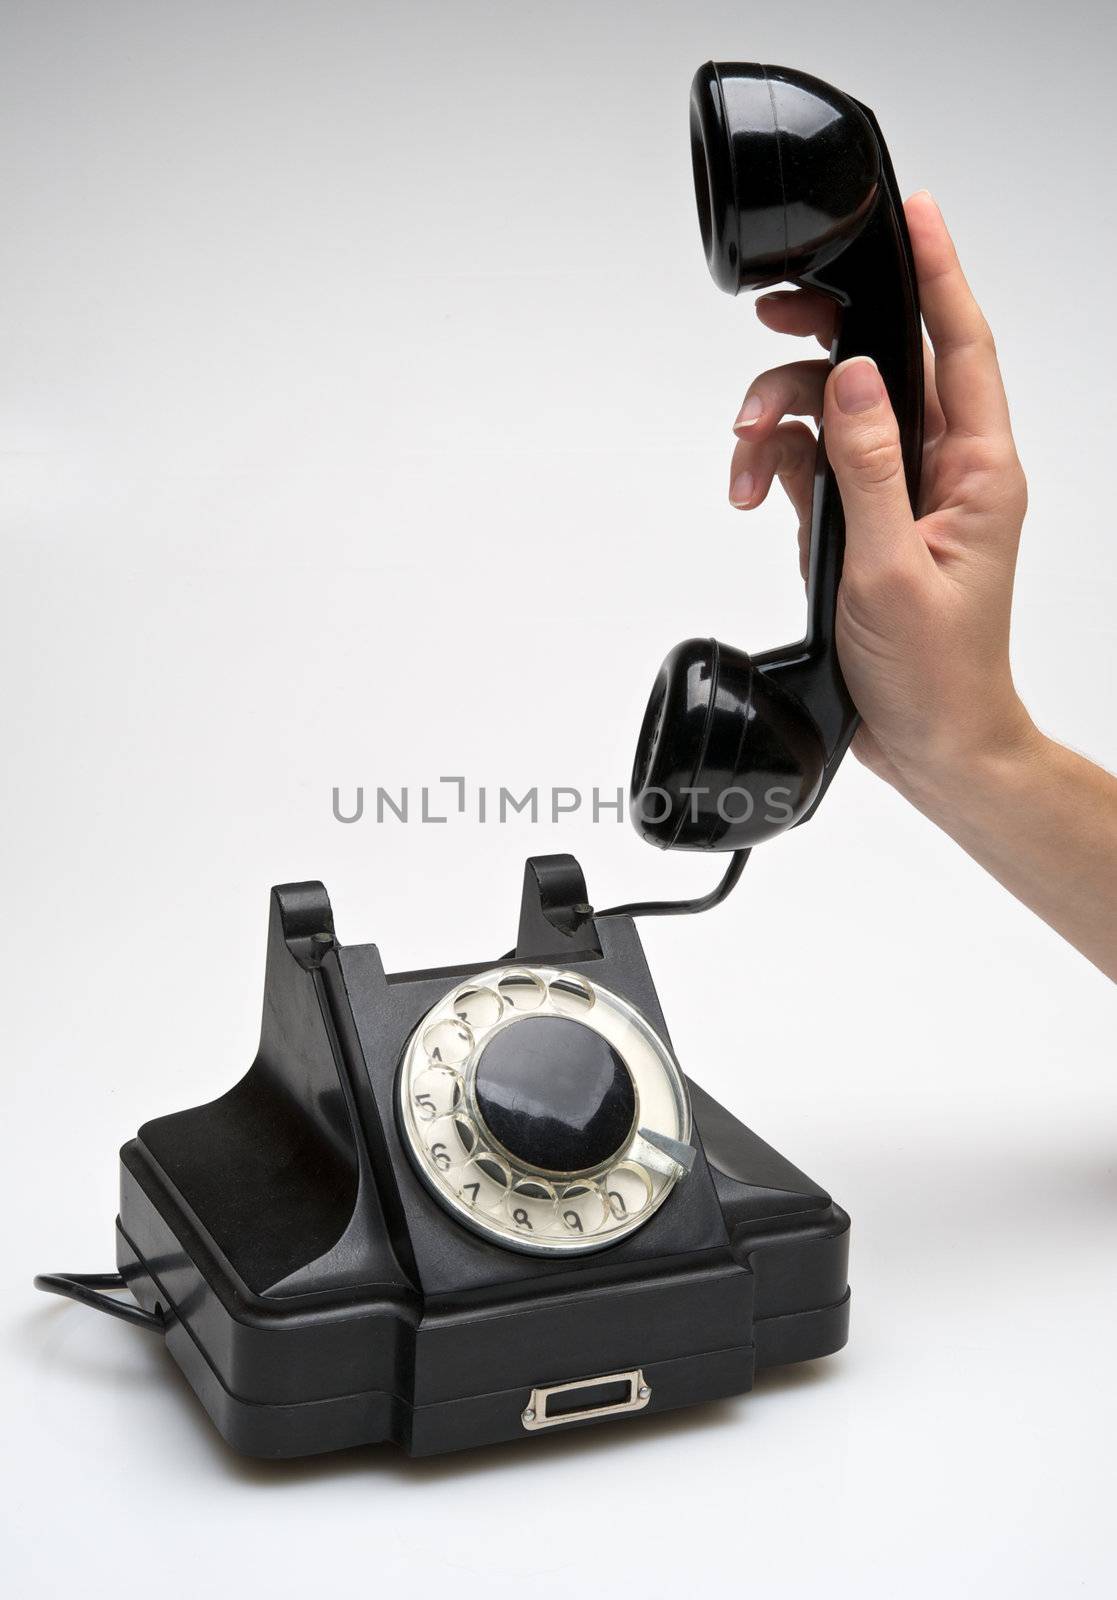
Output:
top-left (521, 1369), bottom-right (652, 1431)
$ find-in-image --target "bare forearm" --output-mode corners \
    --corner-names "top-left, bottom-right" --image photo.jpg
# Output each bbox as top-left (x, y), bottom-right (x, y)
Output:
top-left (901, 729), bottom-right (1117, 982)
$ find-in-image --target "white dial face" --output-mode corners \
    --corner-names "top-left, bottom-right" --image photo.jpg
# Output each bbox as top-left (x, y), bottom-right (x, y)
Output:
top-left (397, 965), bottom-right (693, 1256)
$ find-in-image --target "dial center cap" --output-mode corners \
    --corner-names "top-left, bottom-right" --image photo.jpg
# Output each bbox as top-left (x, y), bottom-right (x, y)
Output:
top-left (474, 1016), bottom-right (637, 1174)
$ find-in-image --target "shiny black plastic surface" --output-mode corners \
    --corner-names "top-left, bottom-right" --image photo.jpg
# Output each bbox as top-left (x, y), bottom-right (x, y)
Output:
top-left (631, 637), bottom-right (825, 850)
top-left (107, 857), bottom-right (849, 1457)
top-left (474, 1016), bottom-right (636, 1173)
top-left (632, 62), bottom-right (924, 851)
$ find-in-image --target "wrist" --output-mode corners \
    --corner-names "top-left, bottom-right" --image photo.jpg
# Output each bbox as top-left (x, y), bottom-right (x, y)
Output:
top-left (891, 704), bottom-right (1051, 830)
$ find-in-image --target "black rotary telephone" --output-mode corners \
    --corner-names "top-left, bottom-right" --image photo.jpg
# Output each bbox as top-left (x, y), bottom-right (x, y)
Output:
top-left (36, 63), bottom-right (923, 1458)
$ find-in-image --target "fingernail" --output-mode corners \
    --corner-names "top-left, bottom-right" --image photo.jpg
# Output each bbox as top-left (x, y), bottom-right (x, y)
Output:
top-left (834, 357), bottom-right (883, 415)
top-left (757, 290), bottom-right (794, 305)
top-left (733, 394), bottom-right (764, 431)
top-left (730, 471), bottom-right (755, 507)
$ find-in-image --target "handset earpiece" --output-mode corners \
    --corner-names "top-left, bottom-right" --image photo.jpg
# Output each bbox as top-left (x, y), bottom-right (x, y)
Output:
top-left (631, 62), bottom-right (924, 852)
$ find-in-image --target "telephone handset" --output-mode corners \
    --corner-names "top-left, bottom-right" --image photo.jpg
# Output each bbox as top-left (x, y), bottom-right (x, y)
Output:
top-left (631, 62), bottom-right (924, 852)
top-left (36, 62), bottom-right (920, 1458)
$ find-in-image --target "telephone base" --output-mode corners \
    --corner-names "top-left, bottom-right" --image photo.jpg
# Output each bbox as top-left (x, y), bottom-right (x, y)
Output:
top-left (115, 855), bottom-right (850, 1458)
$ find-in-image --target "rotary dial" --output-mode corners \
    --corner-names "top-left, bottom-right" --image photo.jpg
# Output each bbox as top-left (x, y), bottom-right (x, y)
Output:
top-left (397, 965), bottom-right (694, 1255)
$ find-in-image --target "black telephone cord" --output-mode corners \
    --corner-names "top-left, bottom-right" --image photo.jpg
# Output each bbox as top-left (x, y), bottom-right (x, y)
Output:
top-left (34, 1271), bottom-right (164, 1333)
top-left (596, 848), bottom-right (750, 920)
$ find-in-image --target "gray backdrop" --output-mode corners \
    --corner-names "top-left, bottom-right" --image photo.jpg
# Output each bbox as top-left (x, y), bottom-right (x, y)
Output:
top-left (3, 3), bottom-right (1114, 1596)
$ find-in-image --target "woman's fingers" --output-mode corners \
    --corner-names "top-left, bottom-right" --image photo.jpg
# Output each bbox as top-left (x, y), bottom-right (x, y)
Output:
top-left (729, 420), bottom-right (817, 525)
top-left (920, 336), bottom-right (947, 444)
top-left (732, 359), bottom-right (829, 437)
top-left (904, 191), bottom-right (1013, 441)
top-left (756, 288), bottom-right (836, 346)
top-left (757, 286), bottom-right (947, 442)
top-left (821, 356), bottom-right (926, 578)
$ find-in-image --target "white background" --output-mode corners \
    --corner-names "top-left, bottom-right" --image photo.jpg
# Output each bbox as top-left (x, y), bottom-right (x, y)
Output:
top-left (3, 2), bottom-right (1114, 1595)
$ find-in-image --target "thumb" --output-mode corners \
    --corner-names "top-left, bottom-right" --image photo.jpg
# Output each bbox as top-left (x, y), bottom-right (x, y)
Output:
top-left (823, 356), bottom-right (918, 570)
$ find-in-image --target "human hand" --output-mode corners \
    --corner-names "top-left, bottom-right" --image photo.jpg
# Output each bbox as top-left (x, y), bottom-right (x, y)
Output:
top-left (727, 190), bottom-right (1036, 808)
